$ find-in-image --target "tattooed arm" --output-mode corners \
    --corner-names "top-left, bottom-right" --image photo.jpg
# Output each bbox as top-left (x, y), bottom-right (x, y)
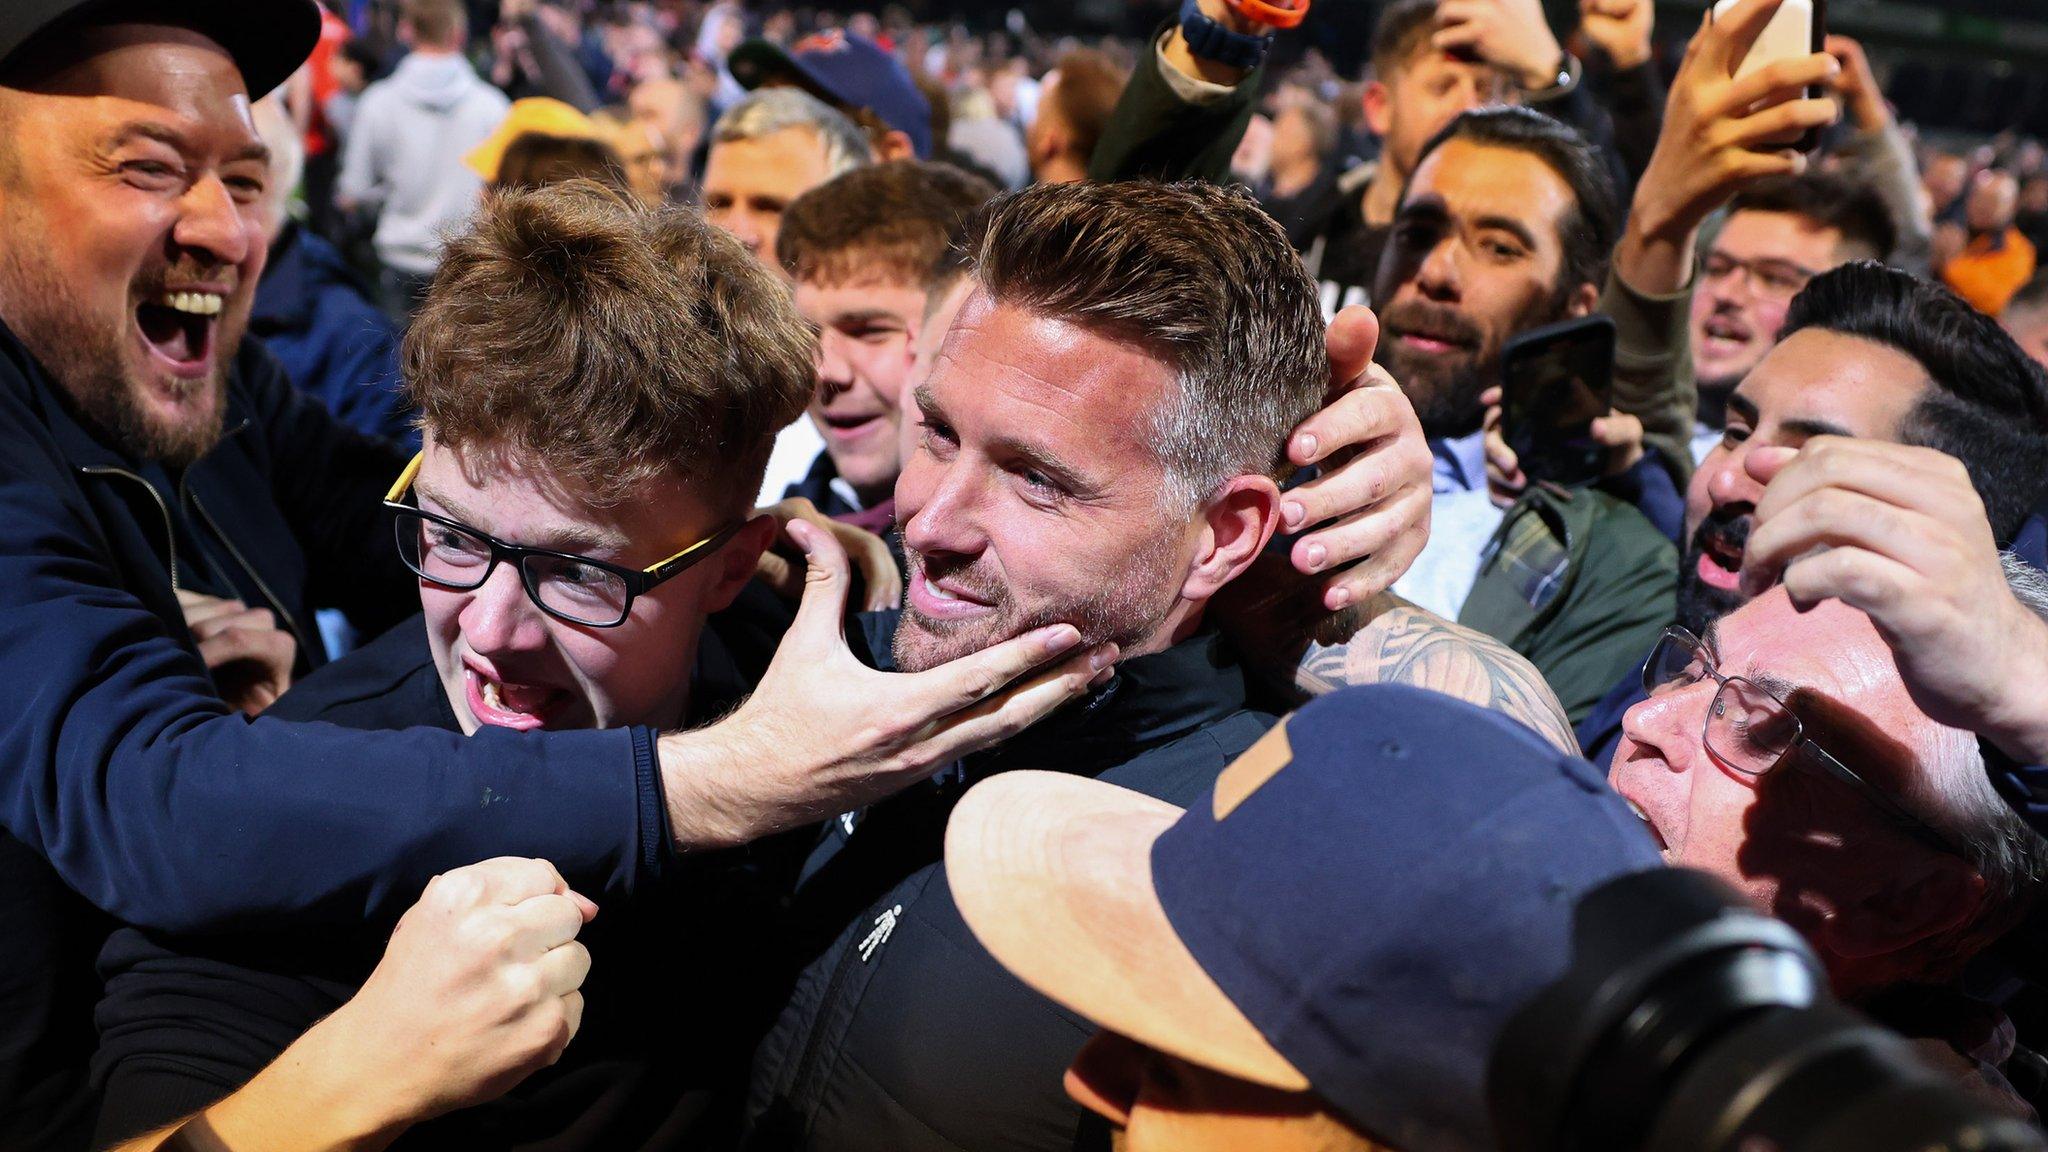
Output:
top-left (1216, 555), bottom-right (1579, 754)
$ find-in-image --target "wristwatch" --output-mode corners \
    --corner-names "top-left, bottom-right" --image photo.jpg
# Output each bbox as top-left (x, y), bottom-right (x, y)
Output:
top-left (1179, 0), bottom-right (1275, 70)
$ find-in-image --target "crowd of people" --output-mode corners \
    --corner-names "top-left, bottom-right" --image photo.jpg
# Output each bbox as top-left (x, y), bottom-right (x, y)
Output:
top-left (5, 0), bottom-right (2048, 1148)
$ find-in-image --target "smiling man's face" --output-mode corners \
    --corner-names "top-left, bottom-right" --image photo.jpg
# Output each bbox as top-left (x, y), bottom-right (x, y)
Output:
top-left (1678, 327), bottom-right (1927, 633)
top-left (0, 24), bottom-right (271, 467)
top-left (795, 275), bottom-right (929, 507)
top-left (1372, 138), bottom-right (1579, 440)
top-left (892, 293), bottom-right (1204, 672)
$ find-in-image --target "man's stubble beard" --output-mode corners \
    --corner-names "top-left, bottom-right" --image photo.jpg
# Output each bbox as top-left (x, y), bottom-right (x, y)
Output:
top-left (0, 228), bottom-right (235, 470)
top-left (892, 527), bottom-right (1188, 674)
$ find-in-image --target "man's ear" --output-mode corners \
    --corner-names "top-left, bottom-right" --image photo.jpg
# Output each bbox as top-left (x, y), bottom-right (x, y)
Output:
top-left (875, 130), bottom-right (917, 163)
top-left (1180, 475), bottom-right (1283, 605)
top-left (1566, 281), bottom-right (1600, 318)
top-left (1362, 80), bottom-right (1393, 138)
top-left (706, 513), bottom-right (780, 613)
top-left (1819, 853), bottom-right (1985, 964)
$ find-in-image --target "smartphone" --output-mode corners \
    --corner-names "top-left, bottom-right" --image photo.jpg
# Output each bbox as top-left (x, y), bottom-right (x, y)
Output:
top-left (1500, 316), bottom-right (1617, 490)
top-left (1712, 0), bottom-right (1829, 152)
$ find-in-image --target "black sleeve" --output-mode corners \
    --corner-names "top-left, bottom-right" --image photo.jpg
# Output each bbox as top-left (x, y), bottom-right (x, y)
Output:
top-left (237, 340), bottom-right (417, 638)
top-left (1596, 58), bottom-right (1667, 202)
top-left (1087, 21), bottom-right (1263, 185)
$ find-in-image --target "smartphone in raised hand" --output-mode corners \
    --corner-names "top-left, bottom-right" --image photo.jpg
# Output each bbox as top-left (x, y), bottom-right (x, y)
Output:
top-left (1500, 316), bottom-right (1617, 490)
top-left (1712, 0), bottom-right (1830, 152)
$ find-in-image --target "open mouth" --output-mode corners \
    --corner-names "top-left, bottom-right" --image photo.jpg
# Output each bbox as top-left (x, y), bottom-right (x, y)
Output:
top-left (1623, 796), bottom-right (1671, 852)
top-left (463, 661), bottom-right (572, 731)
top-left (1693, 525), bottom-right (1747, 592)
top-left (134, 290), bottom-right (224, 380)
top-left (907, 566), bottom-right (996, 619)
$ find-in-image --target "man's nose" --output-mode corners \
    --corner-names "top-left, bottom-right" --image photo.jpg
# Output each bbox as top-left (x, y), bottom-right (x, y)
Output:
top-left (815, 330), bottom-right (856, 398)
top-left (1618, 682), bottom-right (1708, 773)
top-left (458, 563), bottom-right (551, 655)
top-left (1416, 240), bottom-right (1461, 300)
top-left (899, 456), bottom-right (987, 561)
top-left (170, 175), bottom-right (254, 269)
top-left (1704, 441), bottom-right (1762, 512)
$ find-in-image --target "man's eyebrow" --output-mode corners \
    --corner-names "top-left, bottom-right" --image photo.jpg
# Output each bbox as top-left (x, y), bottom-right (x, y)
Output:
top-left (1703, 619), bottom-right (1722, 656)
top-left (1780, 417), bottom-right (1856, 441)
top-left (1473, 214), bottom-right (1540, 251)
top-left (990, 434), bottom-right (1102, 499)
top-left (828, 309), bottom-right (908, 327)
top-left (1727, 393), bottom-right (1759, 424)
top-left (1750, 670), bottom-right (1801, 701)
top-left (414, 481), bottom-right (620, 554)
top-left (1393, 197), bottom-right (1448, 224)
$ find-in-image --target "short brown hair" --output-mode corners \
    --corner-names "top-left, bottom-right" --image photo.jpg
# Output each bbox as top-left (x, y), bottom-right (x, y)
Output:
top-left (776, 159), bottom-right (996, 288)
top-left (404, 180), bottom-right (813, 511)
top-left (965, 181), bottom-right (1327, 506)
top-left (1044, 49), bottom-right (1128, 167)
top-left (494, 132), bottom-right (632, 196)
top-left (401, 0), bottom-right (466, 47)
top-left (1370, 0), bottom-right (1441, 81)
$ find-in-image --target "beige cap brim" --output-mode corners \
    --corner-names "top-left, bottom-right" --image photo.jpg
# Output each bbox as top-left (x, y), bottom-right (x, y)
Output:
top-left (945, 770), bottom-right (1309, 1092)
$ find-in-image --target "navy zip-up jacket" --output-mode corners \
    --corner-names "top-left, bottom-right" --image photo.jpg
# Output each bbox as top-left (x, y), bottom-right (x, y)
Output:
top-left (0, 316), bottom-right (670, 928)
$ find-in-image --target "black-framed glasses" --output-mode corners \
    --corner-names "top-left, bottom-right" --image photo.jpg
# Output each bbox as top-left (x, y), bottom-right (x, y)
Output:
top-left (1699, 250), bottom-right (1820, 302)
top-left (383, 452), bottom-right (742, 629)
top-left (1642, 626), bottom-right (1958, 854)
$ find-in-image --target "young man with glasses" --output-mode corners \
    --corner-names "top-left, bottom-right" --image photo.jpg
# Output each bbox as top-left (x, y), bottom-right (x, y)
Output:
top-left (1609, 585), bottom-right (2044, 1107)
top-left (1687, 173), bottom-right (1897, 463)
top-left (91, 180), bottom-right (843, 1151)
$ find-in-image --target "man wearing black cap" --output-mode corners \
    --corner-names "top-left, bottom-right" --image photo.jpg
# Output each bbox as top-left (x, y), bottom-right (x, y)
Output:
top-left (0, 6), bottom-right (1125, 1146)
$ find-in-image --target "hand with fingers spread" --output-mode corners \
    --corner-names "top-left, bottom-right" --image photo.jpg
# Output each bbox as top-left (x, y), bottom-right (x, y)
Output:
top-left (1433, 0), bottom-right (1566, 92)
top-left (178, 589), bottom-right (296, 716)
top-left (307, 857), bottom-right (597, 1128)
top-left (1275, 305), bottom-right (1434, 610)
top-left (1617, 0), bottom-right (1841, 295)
top-left (1479, 385), bottom-right (1646, 505)
top-left (754, 496), bottom-right (903, 612)
top-left (659, 519), bottom-right (1113, 849)
top-left (1578, 0), bottom-right (1654, 71)
top-left (1740, 438), bottom-right (2048, 764)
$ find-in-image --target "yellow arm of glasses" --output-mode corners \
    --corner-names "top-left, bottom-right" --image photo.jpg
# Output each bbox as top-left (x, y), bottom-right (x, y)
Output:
top-left (644, 521), bottom-right (742, 576)
top-left (385, 451), bottom-right (425, 503)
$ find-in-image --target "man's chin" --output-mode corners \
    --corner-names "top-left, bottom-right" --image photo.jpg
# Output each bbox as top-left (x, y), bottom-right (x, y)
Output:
top-left (892, 609), bottom-right (1001, 673)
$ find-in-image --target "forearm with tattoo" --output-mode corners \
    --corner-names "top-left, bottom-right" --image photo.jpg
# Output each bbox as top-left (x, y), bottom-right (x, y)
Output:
top-left (1291, 593), bottom-right (1580, 754)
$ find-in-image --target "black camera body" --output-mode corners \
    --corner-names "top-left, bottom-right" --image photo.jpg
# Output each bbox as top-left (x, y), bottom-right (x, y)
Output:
top-left (1488, 869), bottom-right (2046, 1152)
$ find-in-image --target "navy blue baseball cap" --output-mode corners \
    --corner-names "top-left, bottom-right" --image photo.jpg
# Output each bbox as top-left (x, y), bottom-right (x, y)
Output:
top-left (946, 684), bottom-right (1663, 1152)
top-left (728, 30), bottom-right (933, 159)
top-left (0, 0), bottom-right (321, 99)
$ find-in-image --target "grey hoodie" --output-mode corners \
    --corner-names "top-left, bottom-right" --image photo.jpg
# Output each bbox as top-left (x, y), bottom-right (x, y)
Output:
top-left (336, 51), bottom-right (509, 276)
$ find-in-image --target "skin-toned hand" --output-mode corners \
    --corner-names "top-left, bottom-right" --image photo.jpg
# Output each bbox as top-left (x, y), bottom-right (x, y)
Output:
top-left (178, 589), bottom-right (295, 716)
top-left (1280, 305), bottom-right (1435, 609)
top-left (1434, 0), bottom-right (1566, 91)
top-left (110, 858), bottom-right (602, 1152)
top-left (1616, 0), bottom-right (1841, 295)
top-left (659, 520), bottom-right (1116, 848)
top-left (1824, 34), bottom-right (1890, 132)
top-left (1579, 0), bottom-right (1654, 71)
top-left (754, 497), bottom-right (903, 611)
top-left (1478, 386), bottom-right (1646, 506)
top-left (1740, 438), bottom-right (2048, 764)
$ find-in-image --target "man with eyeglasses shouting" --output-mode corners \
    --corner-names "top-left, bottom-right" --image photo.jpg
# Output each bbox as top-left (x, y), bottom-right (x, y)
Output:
top-left (1685, 172), bottom-right (1897, 463)
top-left (1609, 585), bottom-right (2048, 1112)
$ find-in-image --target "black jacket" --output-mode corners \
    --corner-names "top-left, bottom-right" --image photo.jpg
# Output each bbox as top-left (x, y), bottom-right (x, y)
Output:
top-left (0, 318), bottom-right (671, 1149)
top-left (92, 606), bottom-right (789, 1151)
top-left (746, 620), bottom-right (1276, 1152)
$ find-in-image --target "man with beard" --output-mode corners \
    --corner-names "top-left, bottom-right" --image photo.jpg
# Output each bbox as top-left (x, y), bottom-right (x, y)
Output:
top-left (746, 179), bottom-right (1572, 1152)
top-left (1366, 0), bottom-right (1847, 720)
top-left (1688, 173), bottom-right (1897, 463)
top-left (1577, 260), bottom-right (2048, 770)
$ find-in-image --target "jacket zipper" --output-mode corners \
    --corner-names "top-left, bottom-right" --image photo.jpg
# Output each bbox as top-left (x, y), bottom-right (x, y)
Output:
top-left (185, 486), bottom-right (312, 659)
top-left (77, 466), bottom-right (181, 593)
